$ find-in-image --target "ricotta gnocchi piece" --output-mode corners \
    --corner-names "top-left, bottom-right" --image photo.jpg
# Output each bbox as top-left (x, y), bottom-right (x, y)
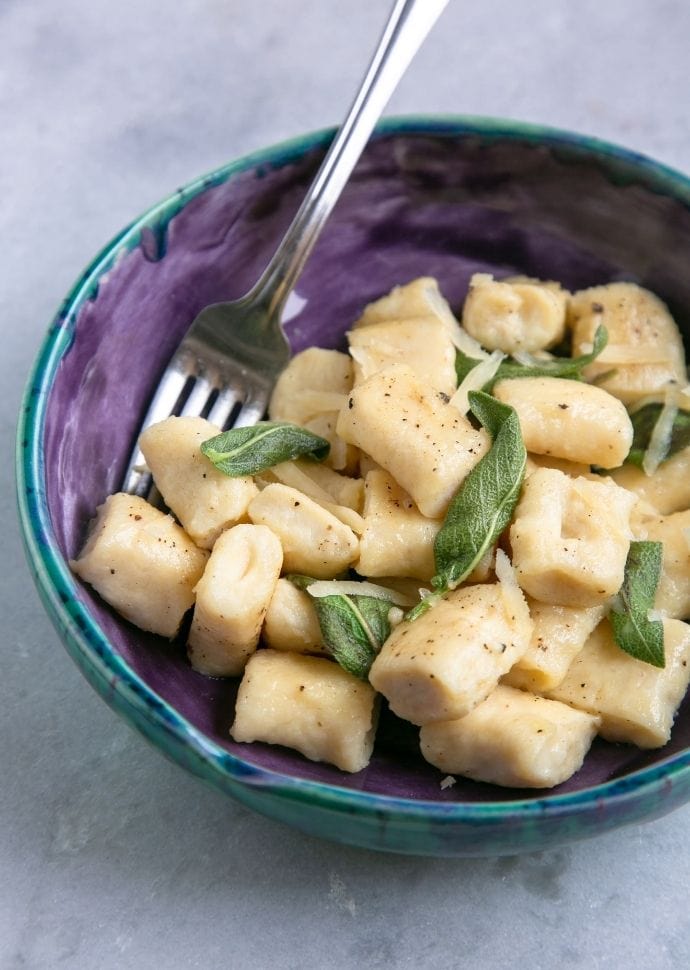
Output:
top-left (568, 282), bottom-right (686, 405)
top-left (139, 415), bottom-right (258, 549)
top-left (420, 685), bottom-right (600, 788)
top-left (369, 581), bottom-right (533, 725)
top-left (462, 273), bottom-right (568, 354)
top-left (336, 364), bottom-right (490, 518)
top-left (188, 524), bottom-right (283, 676)
top-left (231, 649), bottom-right (379, 773)
top-left (70, 493), bottom-right (208, 638)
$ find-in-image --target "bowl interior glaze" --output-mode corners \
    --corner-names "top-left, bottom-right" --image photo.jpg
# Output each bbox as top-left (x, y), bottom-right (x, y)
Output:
top-left (23, 118), bottom-right (690, 839)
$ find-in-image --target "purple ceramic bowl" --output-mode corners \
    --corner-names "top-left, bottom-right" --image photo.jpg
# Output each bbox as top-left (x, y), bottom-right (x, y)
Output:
top-left (17, 116), bottom-right (690, 855)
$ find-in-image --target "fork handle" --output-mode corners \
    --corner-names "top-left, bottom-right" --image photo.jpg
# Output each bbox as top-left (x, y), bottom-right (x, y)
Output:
top-left (247, 0), bottom-right (450, 324)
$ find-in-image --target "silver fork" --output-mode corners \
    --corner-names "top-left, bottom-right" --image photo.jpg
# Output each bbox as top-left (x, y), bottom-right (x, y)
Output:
top-left (123, 0), bottom-right (449, 497)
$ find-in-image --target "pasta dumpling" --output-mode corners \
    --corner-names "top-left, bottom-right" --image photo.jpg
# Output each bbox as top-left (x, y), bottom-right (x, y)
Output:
top-left (248, 483), bottom-right (359, 578)
top-left (348, 317), bottom-right (456, 396)
top-left (547, 619), bottom-right (690, 748)
top-left (336, 364), bottom-right (490, 519)
top-left (569, 282), bottom-right (686, 405)
top-left (493, 377), bottom-right (633, 469)
top-left (462, 273), bottom-right (568, 354)
top-left (510, 468), bottom-right (636, 608)
top-left (420, 685), bottom-right (600, 789)
top-left (70, 273), bottom-right (690, 787)
top-left (369, 581), bottom-right (533, 725)
top-left (356, 469), bottom-right (441, 581)
top-left (269, 347), bottom-right (358, 472)
top-left (231, 650), bottom-right (379, 773)
top-left (70, 493), bottom-right (208, 638)
top-left (139, 415), bottom-right (257, 550)
top-left (188, 524), bottom-right (282, 676)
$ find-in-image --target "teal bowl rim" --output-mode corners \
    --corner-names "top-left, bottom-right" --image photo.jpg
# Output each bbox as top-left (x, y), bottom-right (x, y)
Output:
top-left (16, 114), bottom-right (690, 830)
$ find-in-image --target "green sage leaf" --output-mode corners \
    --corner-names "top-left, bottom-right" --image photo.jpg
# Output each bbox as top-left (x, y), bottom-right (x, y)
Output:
top-left (284, 573), bottom-right (316, 591)
top-left (286, 575), bottom-right (394, 679)
top-left (610, 540), bottom-right (665, 668)
top-left (407, 391), bottom-right (526, 621)
top-left (201, 422), bottom-right (330, 477)
top-left (626, 403), bottom-right (690, 468)
top-left (312, 593), bottom-right (393, 680)
top-left (454, 324), bottom-right (609, 390)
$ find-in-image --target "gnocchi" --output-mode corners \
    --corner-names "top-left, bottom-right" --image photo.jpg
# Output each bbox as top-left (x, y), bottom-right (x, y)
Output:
top-left (71, 273), bottom-right (690, 787)
top-left (420, 685), bottom-right (600, 789)
top-left (139, 415), bottom-right (258, 549)
top-left (336, 364), bottom-right (490, 518)
top-left (231, 649), bottom-right (379, 773)
top-left (493, 376), bottom-right (633, 469)
top-left (188, 524), bottom-right (282, 676)
top-left (368, 581), bottom-right (533, 725)
top-left (356, 468), bottom-right (441, 581)
top-left (247, 483), bottom-right (359, 578)
top-left (70, 493), bottom-right (208, 638)
top-left (509, 468), bottom-right (636, 608)
top-left (462, 273), bottom-right (568, 354)
top-left (547, 618), bottom-right (690, 748)
top-left (568, 282), bottom-right (686, 405)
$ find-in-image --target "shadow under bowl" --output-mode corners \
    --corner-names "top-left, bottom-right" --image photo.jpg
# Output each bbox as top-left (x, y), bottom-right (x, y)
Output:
top-left (17, 115), bottom-right (690, 856)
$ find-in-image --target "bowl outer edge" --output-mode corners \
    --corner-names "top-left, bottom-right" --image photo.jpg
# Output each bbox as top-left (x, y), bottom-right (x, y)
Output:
top-left (15, 114), bottom-right (690, 851)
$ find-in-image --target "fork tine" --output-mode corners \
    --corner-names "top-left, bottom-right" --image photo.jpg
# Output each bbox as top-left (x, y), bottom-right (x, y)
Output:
top-left (143, 367), bottom-right (189, 426)
top-left (122, 450), bottom-right (151, 497)
top-left (180, 374), bottom-right (215, 418)
top-left (146, 482), bottom-right (164, 508)
top-left (122, 367), bottom-right (190, 496)
top-left (206, 385), bottom-right (243, 430)
top-left (233, 388), bottom-right (269, 429)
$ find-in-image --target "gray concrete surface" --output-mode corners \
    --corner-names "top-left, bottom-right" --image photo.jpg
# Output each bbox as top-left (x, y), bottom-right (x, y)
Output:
top-left (2, 1), bottom-right (690, 967)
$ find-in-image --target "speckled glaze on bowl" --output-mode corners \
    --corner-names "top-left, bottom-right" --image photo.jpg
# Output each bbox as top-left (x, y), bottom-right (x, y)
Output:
top-left (17, 116), bottom-right (690, 856)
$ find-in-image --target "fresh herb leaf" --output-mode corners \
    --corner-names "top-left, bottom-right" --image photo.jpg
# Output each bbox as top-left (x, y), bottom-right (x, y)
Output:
top-left (201, 422), bottom-right (329, 477)
top-left (284, 573), bottom-right (317, 591)
top-left (626, 403), bottom-right (690, 468)
top-left (312, 594), bottom-right (393, 679)
top-left (286, 575), bottom-right (394, 679)
top-left (610, 540), bottom-right (665, 668)
top-left (454, 324), bottom-right (609, 390)
top-left (407, 391), bottom-right (526, 620)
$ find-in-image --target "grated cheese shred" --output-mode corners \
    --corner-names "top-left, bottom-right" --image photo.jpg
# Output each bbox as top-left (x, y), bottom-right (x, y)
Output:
top-left (449, 349), bottom-right (505, 416)
top-left (642, 387), bottom-right (679, 477)
top-left (306, 580), bottom-right (415, 608)
top-left (495, 548), bottom-right (527, 621)
top-left (446, 319), bottom-right (490, 360)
